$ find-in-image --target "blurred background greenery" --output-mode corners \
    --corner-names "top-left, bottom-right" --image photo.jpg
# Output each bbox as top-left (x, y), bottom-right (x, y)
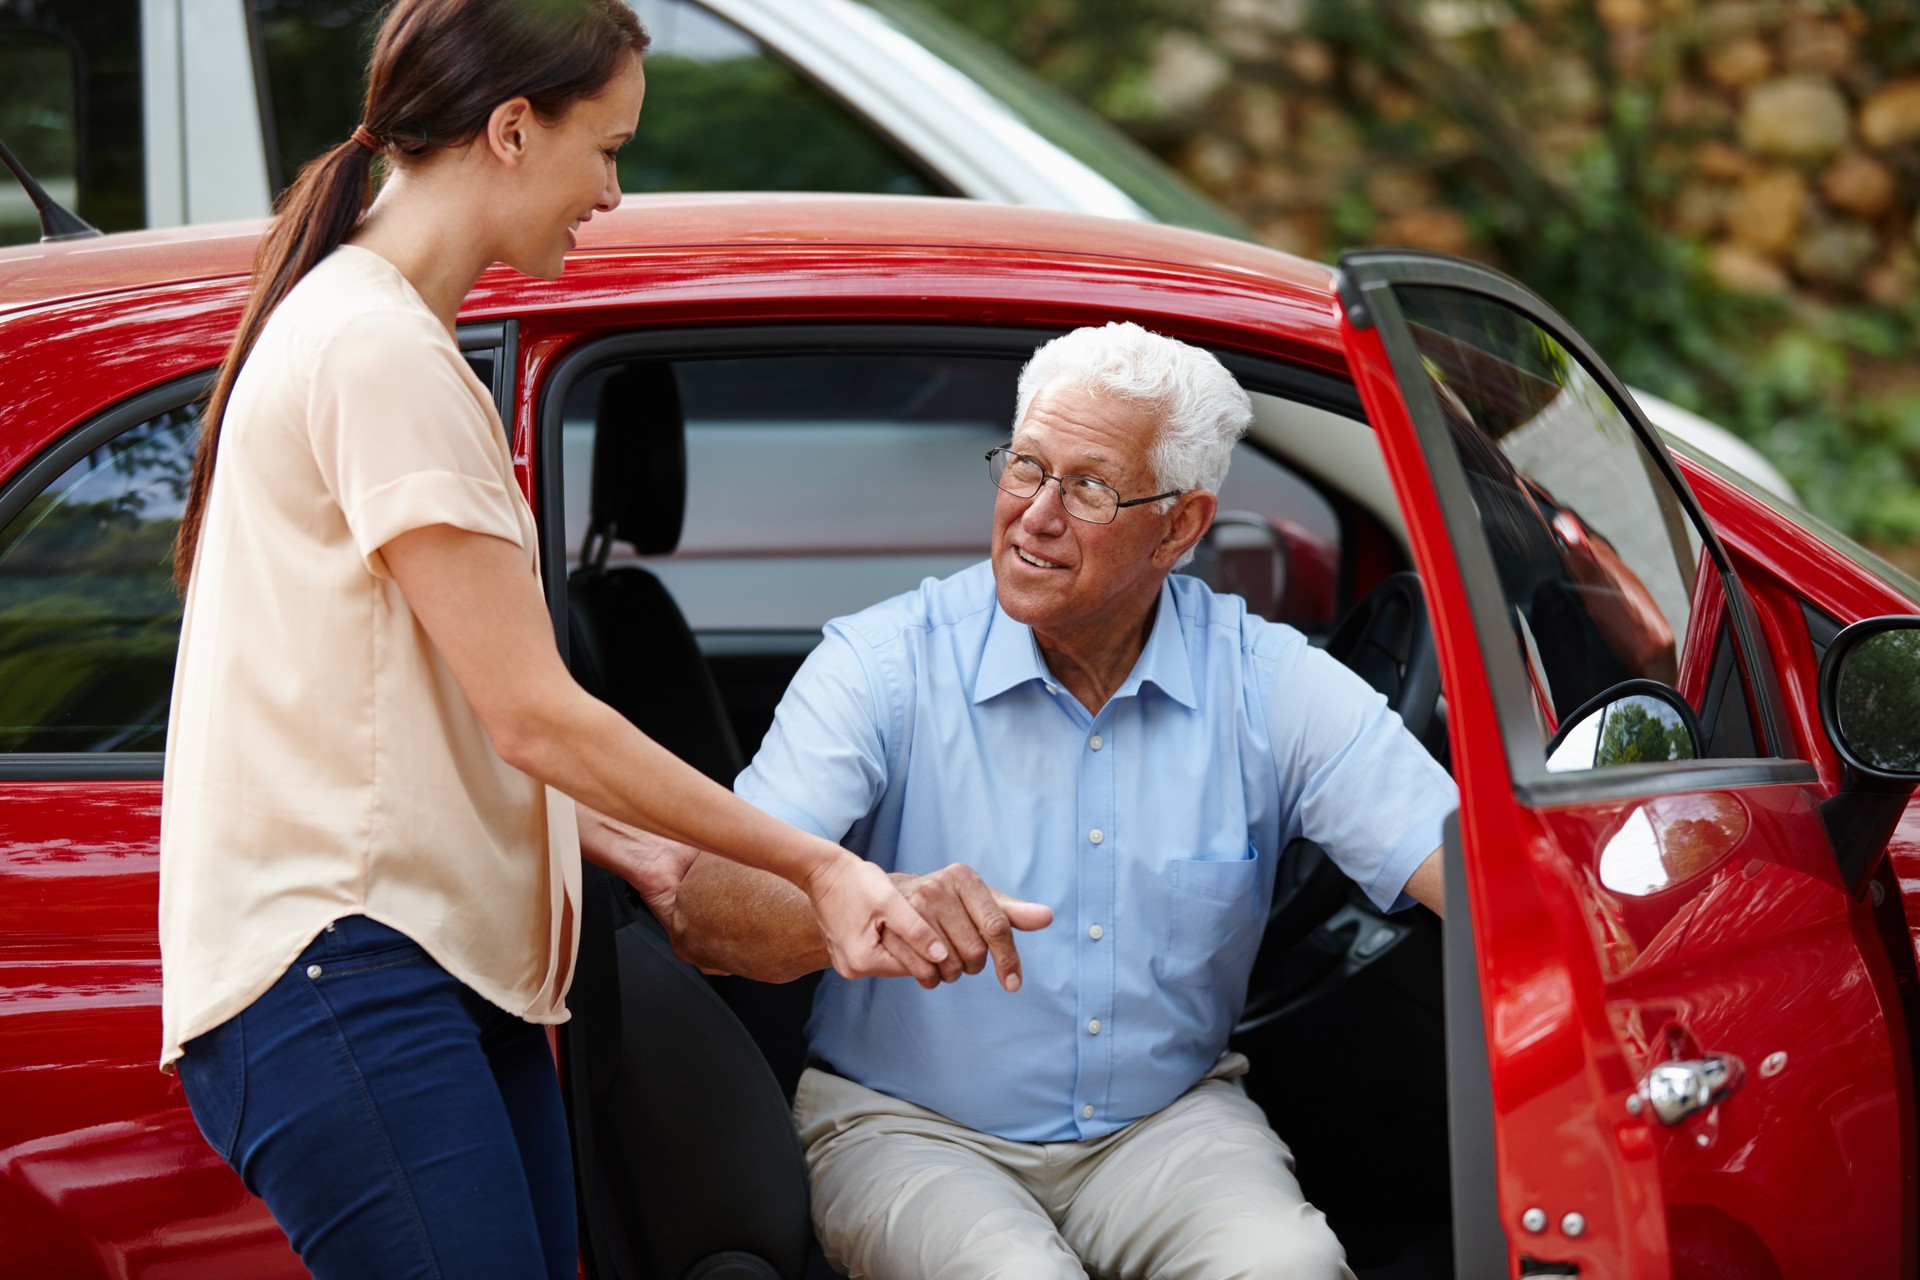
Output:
top-left (922, 0), bottom-right (1920, 564)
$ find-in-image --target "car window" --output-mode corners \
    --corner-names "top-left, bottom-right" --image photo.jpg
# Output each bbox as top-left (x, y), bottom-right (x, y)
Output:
top-left (0, 404), bottom-right (197, 753)
top-left (249, 0), bottom-right (373, 196)
top-left (1392, 284), bottom-right (1763, 765)
top-left (626, 0), bottom-right (941, 196)
top-left (250, 0), bottom-right (943, 199)
top-left (0, 1), bottom-right (143, 245)
top-left (561, 349), bottom-right (1339, 632)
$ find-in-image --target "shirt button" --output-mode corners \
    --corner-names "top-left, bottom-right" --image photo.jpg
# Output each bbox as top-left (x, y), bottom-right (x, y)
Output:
top-left (1087, 1019), bottom-right (1101, 1035)
top-left (1081, 1104), bottom-right (1095, 1120)
top-left (306, 964), bottom-right (323, 979)
top-left (1088, 924), bottom-right (1104, 940)
top-left (1090, 734), bottom-right (1104, 750)
top-left (1046, 684), bottom-right (1058, 695)
top-left (1089, 828), bottom-right (1104, 845)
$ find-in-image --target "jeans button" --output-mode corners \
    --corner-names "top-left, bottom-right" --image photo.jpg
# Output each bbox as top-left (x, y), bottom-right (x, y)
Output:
top-left (307, 964), bottom-right (323, 979)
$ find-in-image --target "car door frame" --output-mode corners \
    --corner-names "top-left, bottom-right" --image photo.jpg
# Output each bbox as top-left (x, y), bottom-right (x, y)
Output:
top-left (1334, 248), bottom-right (1912, 1278)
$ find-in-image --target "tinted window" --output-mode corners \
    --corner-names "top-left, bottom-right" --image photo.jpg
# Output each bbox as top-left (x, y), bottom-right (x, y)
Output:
top-left (0, 0), bottom-right (143, 245)
top-left (563, 349), bottom-right (1339, 632)
top-left (626, 0), bottom-right (940, 195)
top-left (250, 0), bottom-right (373, 196)
top-left (251, 0), bottom-right (943, 200)
top-left (1395, 285), bottom-right (1757, 763)
top-left (0, 406), bottom-right (197, 752)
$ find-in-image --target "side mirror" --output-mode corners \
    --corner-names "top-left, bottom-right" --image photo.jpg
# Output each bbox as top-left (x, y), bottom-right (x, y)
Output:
top-left (1544, 679), bottom-right (1703, 774)
top-left (1817, 617), bottom-right (1920, 897)
top-left (1821, 618), bottom-right (1920, 780)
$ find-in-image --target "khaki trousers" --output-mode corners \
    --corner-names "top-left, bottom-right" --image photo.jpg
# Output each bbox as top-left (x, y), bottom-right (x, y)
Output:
top-left (793, 1054), bottom-right (1356, 1280)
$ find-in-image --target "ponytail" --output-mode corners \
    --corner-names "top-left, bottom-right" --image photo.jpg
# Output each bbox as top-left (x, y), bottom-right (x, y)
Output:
top-left (171, 137), bottom-right (379, 590)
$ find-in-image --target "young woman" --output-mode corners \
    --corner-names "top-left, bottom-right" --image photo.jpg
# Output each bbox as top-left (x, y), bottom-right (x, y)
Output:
top-left (159, 3), bottom-right (947, 1276)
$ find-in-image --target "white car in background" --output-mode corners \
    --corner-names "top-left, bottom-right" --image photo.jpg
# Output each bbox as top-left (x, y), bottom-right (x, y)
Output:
top-left (0, 0), bottom-right (1792, 499)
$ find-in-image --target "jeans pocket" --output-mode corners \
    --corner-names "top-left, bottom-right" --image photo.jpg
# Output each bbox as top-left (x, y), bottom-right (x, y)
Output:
top-left (178, 1012), bottom-right (247, 1165)
top-left (319, 917), bottom-right (427, 977)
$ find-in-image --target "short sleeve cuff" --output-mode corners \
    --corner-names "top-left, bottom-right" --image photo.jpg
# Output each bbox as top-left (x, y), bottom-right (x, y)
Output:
top-left (1363, 801), bottom-right (1457, 913)
top-left (347, 471), bottom-right (525, 578)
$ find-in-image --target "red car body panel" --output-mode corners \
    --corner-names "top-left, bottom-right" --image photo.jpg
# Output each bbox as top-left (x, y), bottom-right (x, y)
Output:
top-left (2, 195), bottom-right (1915, 1278)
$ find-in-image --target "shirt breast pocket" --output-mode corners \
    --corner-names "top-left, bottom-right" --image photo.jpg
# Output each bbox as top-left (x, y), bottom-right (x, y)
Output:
top-left (1163, 848), bottom-right (1264, 989)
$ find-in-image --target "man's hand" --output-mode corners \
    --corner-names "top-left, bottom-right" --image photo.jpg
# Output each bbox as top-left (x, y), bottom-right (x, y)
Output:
top-left (893, 864), bottom-right (1054, 992)
top-left (577, 803), bottom-right (703, 932)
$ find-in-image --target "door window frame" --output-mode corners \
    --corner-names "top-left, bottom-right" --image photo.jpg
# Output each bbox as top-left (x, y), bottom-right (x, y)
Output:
top-left (0, 323), bottom-right (516, 782)
top-left (1336, 250), bottom-right (1810, 805)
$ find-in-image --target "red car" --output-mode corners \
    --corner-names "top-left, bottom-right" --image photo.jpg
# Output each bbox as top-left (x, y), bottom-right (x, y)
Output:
top-left (4, 195), bottom-right (1919, 1280)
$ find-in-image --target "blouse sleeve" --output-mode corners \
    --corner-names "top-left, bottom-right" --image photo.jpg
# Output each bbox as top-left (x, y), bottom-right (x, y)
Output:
top-left (305, 307), bottom-right (524, 578)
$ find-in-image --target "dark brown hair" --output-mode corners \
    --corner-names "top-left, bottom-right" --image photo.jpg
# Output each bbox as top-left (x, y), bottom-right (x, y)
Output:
top-left (172, 0), bottom-right (648, 589)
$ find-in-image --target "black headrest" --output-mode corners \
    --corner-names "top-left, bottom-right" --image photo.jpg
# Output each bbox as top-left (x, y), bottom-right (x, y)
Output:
top-left (588, 363), bottom-right (686, 558)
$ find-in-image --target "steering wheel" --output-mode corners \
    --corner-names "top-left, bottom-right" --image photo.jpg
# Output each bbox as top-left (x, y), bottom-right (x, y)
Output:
top-left (1239, 573), bottom-right (1444, 1027)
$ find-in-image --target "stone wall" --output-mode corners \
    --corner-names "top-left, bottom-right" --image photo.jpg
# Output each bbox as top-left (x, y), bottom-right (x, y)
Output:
top-left (1134, 0), bottom-right (1919, 310)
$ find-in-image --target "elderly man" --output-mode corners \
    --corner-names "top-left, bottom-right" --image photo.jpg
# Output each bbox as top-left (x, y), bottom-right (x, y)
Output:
top-left (591, 322), bottom-right (1456, 1279)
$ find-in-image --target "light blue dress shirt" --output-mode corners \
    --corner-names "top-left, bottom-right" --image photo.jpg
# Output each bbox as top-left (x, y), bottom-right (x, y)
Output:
top-left (736, 561), bottom-right (1457, 1142)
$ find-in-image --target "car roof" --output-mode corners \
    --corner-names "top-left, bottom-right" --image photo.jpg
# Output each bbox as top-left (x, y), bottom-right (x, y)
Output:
top-left (0, 193), bottom-right (1335, 318)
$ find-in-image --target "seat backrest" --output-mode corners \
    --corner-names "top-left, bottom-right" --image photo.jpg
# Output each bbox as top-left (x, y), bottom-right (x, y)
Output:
top-left (568, 362), bottom-right (743, 784)
top-left (564, 364), bottom-right (804, 1278)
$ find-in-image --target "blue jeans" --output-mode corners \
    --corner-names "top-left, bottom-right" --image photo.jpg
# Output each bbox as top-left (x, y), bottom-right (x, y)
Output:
top-left (176, 916), bottom-right (576, 1279)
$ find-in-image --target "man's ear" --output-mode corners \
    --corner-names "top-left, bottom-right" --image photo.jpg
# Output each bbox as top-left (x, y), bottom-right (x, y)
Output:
top-left (484, 97), bottom-right (536, 166)
top-left (1158, 490), bottom-right (1217, 568)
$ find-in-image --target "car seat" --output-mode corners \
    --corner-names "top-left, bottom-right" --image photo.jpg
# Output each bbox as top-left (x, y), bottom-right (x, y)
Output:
top-left (563, 363), bottom-right (812, 1280)
top-left (566, 362), bottom-right (744, 787)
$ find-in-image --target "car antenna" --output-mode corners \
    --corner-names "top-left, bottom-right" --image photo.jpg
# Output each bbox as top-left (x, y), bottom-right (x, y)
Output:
top-left (0, 138), bottom-right (102, 241)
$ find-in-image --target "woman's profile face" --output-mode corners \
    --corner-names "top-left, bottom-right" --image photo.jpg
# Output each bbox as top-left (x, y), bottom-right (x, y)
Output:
top-left (499, 52), bottom-right (646, 280)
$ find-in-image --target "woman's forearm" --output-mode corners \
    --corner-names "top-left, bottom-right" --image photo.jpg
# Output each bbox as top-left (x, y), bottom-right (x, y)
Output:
top-left (509, 686), bottom-right (843, 890)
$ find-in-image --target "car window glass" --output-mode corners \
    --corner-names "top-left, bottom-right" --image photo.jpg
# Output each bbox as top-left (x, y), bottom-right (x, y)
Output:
top-left (249, 0), bottom-right (372, 196)
top-left (0, 405), bottom-right (197, 752)
top-left (0, 2), bottom-right (143, 245)
top-left (625, 0), bottom-right (940, 196)
top-left (1393, 284), bottom-right (1759, 766)
top-left (561, 351), bottom-right (1338, 632)
top-left (0, 29), bottom-right (76, 244)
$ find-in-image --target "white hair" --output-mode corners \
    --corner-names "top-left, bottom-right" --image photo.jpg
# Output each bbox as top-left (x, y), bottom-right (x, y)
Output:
top-left (1013, 322), bottom-right (1253, 512)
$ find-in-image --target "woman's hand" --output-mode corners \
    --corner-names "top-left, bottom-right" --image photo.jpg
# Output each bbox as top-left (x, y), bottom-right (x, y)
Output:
top-left (804, 850), bottom-right (950, 984)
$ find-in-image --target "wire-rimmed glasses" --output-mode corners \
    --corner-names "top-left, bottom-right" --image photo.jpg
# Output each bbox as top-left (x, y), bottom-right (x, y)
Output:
top-left (985, 447), bottom-right (1181, 525)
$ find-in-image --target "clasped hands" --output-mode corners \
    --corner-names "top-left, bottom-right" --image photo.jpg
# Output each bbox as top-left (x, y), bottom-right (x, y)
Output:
top-left (578, 804), bottom-right (1052, 990)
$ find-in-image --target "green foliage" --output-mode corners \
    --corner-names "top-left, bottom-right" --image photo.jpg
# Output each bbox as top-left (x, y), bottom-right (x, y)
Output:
top-left (918, 0), bottom-right (1201, 119)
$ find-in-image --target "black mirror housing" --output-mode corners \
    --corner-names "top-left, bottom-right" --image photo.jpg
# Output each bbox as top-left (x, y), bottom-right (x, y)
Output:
top-left (1817, 616), bottom-right (1920, 898)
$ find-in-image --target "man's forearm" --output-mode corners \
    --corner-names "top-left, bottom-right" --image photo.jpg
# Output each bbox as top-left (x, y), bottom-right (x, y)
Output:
top-left (670, 852), bottom-right (831, 983)
top-left (576, 807), bottom-right (830, 982)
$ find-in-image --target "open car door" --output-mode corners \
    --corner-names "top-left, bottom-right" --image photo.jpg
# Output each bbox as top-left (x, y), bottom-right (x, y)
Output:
top-left (1334, 251), bottom-right (1911, 1279)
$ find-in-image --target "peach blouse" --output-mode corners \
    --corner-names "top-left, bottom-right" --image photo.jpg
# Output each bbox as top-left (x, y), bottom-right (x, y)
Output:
top-left (159, 245), bottom-right (579, 1070)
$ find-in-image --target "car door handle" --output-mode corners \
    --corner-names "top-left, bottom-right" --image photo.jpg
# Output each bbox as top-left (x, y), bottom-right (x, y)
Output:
top-left (1640, 1054), bottom-right (1745, 1125)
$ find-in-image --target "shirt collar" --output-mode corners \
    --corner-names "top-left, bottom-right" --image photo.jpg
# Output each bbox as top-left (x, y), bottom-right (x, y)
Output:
top-left (973, 579), bottom-right (1198, 710)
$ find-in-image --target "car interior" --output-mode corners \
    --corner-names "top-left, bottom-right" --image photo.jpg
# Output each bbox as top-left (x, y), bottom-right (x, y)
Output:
top-left (544, 327), bottom-right (1457, 1280)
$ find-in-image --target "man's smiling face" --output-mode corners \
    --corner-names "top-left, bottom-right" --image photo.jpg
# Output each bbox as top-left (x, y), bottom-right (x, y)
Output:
top-left (990, 379), bottom-right (1177, 647)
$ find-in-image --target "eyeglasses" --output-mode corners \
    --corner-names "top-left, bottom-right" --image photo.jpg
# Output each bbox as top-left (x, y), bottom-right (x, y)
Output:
top-left (985, 447), bottom-right (1181, 525)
